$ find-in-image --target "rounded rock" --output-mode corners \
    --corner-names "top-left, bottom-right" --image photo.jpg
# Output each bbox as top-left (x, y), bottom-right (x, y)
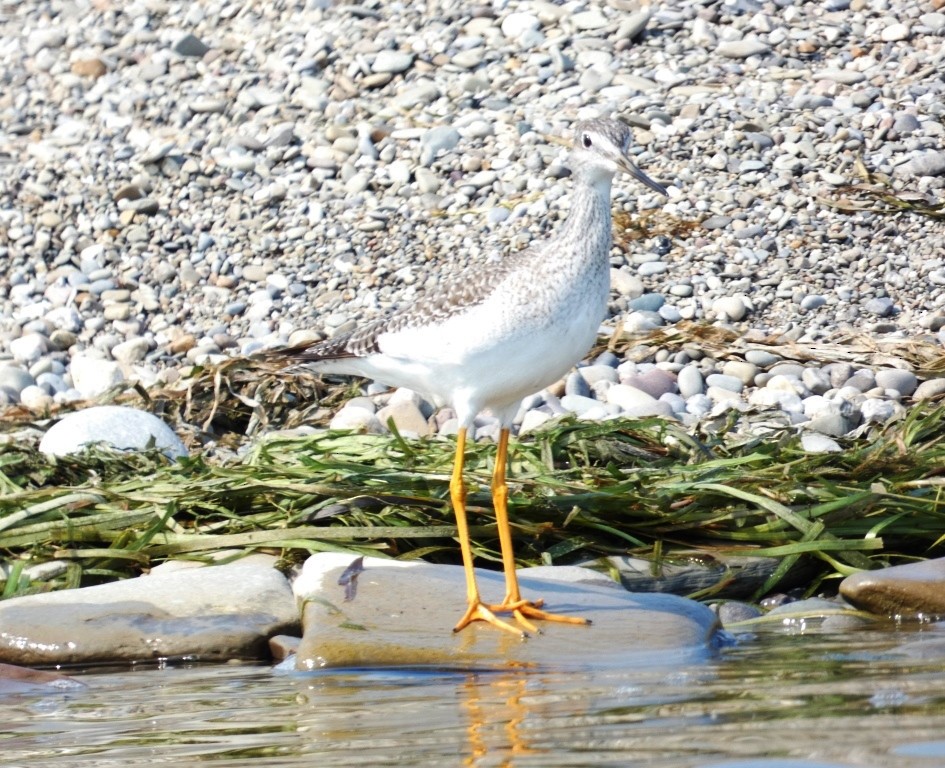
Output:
top-left (420, 126), bottom-right (461, 167)
top-left (705, 373), bottom-right (743, 393)
top-left (0, 365), bottom-right (35, 396)
top-left (717, 39), bottom-right (770, 59)
top-left (330, 406), bottom-right (384, 434)
top-left (621, 369), bottom-right (677, 398)
top-left (70, 355), bottom-right (125, 399)
top-left (371, 50), bottom-right (414, 75)
top-left (864, 297), bottom-right (896, 318)
top-left (914, 378), bottom-right (945, 401)
top-left (39, 406), bottom-right (188, 459)
top-left (861, 398), bottom-right (902, 424)
top-left (605, 384), bottom-right (673, 417)
top-left (565, 370), bottom-right (592, 398)
top-left (9, 333), bottom-right (48, 364)
top-left (801, 367), bottom-right (831, 396)
top-left (501, 12), bottom-right (540, 40)
top-left (874, 369), bottom-right (918, 397)
top-left (577, 364), bottom-right (618, 388)
top-left (881, 23), bottom-right (910, 42)
top-left (111, 337), bottom-right (150, 364)
top-left (721, 361), bottom-right (758, 386)
top-left (19, 385), bottom-right (54, 410)
top-left (744, 350), bottom-right (781, 368)
top-left (712, 296), bottom-right (748, 322)
top-left (560, 394), bottom-right (602, 416)
top-left (677, 366), bottom-right (705, 399)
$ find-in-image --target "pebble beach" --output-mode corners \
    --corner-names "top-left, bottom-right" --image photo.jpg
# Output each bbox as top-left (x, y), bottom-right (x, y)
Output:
top-left (3, 0), bottom-right (945, 445)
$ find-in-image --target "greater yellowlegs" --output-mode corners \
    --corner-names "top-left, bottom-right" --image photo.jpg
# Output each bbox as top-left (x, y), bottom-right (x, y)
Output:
top-left (285, 118), bottom-right (667, 637)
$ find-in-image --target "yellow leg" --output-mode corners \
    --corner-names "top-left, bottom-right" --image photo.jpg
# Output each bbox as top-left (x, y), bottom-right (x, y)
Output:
top-left (489, 427), bottom-right (591, 632)
top-left (451, 427), bottom-right (525, 638)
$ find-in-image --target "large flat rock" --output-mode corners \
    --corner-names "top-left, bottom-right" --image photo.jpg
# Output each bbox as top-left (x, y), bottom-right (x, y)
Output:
top-left (0, 556), bottom-right (299, 666)
top-left (293, 553), bottom-right (722, 670)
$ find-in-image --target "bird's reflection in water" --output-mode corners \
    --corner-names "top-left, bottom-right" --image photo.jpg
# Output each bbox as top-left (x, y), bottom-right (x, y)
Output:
top-left (461, 669), bottom-right (543, 767)
top-left (455, 630), bottom-right (549, 766)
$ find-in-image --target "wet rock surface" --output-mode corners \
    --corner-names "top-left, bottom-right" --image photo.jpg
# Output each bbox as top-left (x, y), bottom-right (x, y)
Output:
top-left (0, 556), bottom-right (298, 666)
top-left (0, 661), bottom-right (85, 695)
top-left (292, 553), bottom-right (722, 670)
top-left (840, 557), bottom-right (945, 618)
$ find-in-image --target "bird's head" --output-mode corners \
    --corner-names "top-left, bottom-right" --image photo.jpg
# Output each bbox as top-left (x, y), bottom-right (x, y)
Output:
top-left (570, 118), bottom-right (667, 196)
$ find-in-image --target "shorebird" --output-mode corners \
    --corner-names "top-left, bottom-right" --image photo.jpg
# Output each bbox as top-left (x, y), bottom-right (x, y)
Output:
top-left (284, 117), bottom-right (667, 637)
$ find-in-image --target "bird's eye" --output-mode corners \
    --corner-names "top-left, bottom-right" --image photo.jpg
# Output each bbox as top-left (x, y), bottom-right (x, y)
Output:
top-left (581, 133), bottom-right (592, 148)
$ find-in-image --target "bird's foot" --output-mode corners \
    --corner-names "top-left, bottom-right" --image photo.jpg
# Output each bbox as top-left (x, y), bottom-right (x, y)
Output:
top-left (453, 601), bottom-right (529, 638)
top-left (489, 598), bottom-right (591, 635)
top-left (453, 597), bottom-right (591, 638)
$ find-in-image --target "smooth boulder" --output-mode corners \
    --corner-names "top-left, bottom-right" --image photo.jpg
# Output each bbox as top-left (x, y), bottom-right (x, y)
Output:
top-left (39, 405), bottom-right (188, 459)
top-left (840, 557), bottom-right (945, 617)
top-left (292, 553), bottom-right (722, 670)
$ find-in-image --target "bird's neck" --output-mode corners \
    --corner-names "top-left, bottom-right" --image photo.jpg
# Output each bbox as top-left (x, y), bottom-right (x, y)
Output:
top-left (555, 174), bottom-right (614, 262)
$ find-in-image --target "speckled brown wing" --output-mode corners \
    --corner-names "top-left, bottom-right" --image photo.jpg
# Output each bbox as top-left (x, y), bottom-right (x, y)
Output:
top-left (284, 247), bottom-right (535, 363)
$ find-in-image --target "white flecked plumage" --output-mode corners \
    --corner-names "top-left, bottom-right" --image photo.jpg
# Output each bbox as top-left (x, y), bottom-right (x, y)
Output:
top-left (289, 117), bottom-right (667, 431)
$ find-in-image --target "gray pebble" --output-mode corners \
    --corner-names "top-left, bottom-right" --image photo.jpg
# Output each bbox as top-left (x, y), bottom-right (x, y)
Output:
top-left (372, 50), bottom-right (414, 74)
top-left (808, 406), bottom-right (854, 437)
top-left (845, 371), bottom-right (876, 392)
top-left (627, 293), bottom-right (665, 312)
top-left (578, 364), bottom-right (619, 387)
top-left (420, 126), bottom-right (461, 167)
top-left (560, 394), bottom-right (602, 416)
top-left (565, 370), bottom-right (591, 398)
top-left (112, 337), bottom-right (150, 364)
top-left (721, 361), bottom-right (758, 385)
top-left (658, 305), bottom-right (682, 323)
top-left (768, 363), bottom-right (806, 380)
top-left (637, 262), bottom-right (668, 277)
top-left (70, 355), bottom-right (125, 399)
top-left (744, 350), bottom-right (781, 368)
top-left (36, 372), bottom-right (67, 393)
top-left (717, 40), bottom-right (770, 59)
top-left (0, 365), bottom-right (35, 396)
top-left (801, 367), bottom-right (831, 395)
top-left (861, 398), bottom-right (900, 424)
top-left (800, 294), bottom-right (827, 311)
top-left (659, 392), bottom-right (688, 416)
top-left (705, 373), bottom-right (744, 393)
top-left (677, 366), bottom-right (705, 398)
top-left (823, 363), bottom-right (854, 389)
top-left (701, 215), bottom-right (731, 230)
top-left (685, 394), bottom-right (712, 418)
top-left (713, 601), bottom-right (763, 626)
top-left (864, 297), bottom-right (896, 317)
top-left (874, 369), bottom-right (918, 396)
top-left (172, 33), bottom-right (210, 58)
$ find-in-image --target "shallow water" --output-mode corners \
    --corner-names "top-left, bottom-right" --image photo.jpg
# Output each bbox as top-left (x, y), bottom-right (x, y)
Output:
top-left (6, 622), bottom-right (945, 768)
